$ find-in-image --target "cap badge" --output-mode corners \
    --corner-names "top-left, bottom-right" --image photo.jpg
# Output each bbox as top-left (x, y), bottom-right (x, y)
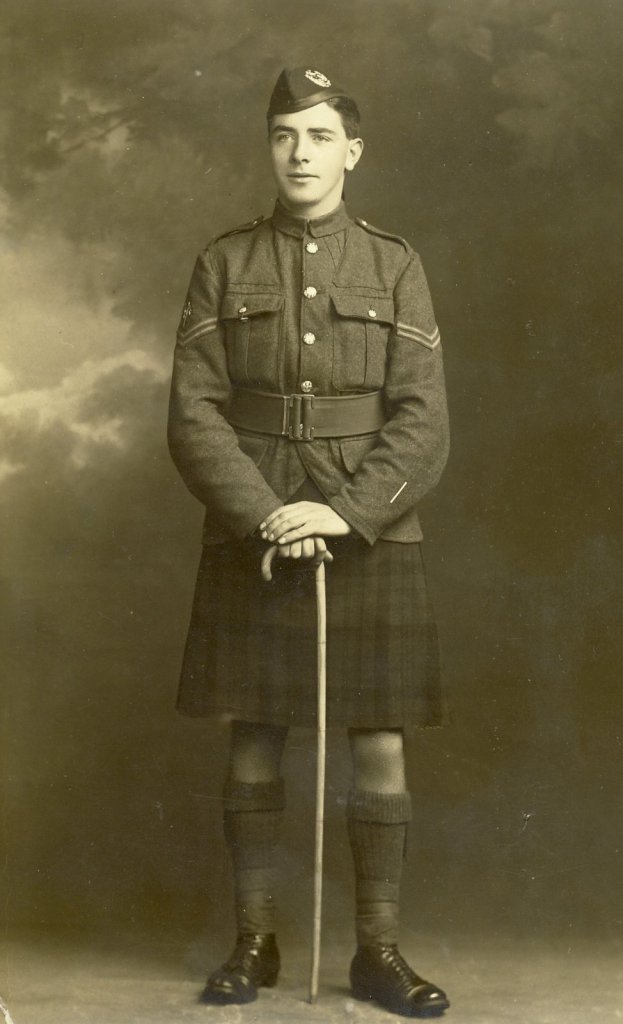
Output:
top-left (305, 69), bottom-right (331, 88)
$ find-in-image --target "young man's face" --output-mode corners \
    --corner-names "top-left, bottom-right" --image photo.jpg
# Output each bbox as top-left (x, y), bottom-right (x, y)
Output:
top-left (268, 102), bottom-right (363, 218)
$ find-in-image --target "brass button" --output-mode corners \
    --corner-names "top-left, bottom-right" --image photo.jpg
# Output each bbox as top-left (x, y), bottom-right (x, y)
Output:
top-left (301, 380), bottom-right (313, 393)
top-left (306, 242), bottom-right (319, 254)
top-left (368, 308), bottom-right (377, 318)
top-left (304, 286), bottom-right (317, 299)
top-left (238, 305), bottom-right (247, 314)
top-left (303, 332), bottom-right (316, 345)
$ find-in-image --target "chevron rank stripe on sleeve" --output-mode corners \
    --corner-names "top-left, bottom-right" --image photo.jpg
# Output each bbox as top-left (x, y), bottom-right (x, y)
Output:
top-left (179, 316), bottom-right (219, 344)
top-left (395, 321), bottom-right (441, 350)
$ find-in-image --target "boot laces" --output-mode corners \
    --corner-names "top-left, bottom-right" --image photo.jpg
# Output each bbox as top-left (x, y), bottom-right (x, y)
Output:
top-left (380, 945), bottom-right (426, 989)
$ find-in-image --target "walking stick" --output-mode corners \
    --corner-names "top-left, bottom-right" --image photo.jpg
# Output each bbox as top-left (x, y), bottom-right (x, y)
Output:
top-left (309, 557), bottom-right (327, 1004)
top-left (260, 543), bottom-right (329, 1003)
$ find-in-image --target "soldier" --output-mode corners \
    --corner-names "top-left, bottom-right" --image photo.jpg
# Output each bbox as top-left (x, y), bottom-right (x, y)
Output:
top-left (168, 66), bottom-right (451, 1018)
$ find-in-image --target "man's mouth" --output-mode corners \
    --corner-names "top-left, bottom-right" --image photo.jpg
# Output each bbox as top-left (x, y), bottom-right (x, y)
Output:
top-left (288, 173), bottom-right (317, 179)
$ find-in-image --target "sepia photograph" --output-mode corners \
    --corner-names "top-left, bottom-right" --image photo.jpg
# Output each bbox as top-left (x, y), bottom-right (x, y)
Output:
top-left (1, 1), bottom-right (622, 1021)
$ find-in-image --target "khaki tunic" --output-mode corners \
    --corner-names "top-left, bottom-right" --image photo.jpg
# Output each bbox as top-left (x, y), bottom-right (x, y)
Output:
top-left (168, 201), bottom-right (450, 729)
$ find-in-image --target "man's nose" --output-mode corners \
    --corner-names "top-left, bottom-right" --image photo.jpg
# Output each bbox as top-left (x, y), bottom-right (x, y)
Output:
top-left (290, 137), bottom-right (310, 163)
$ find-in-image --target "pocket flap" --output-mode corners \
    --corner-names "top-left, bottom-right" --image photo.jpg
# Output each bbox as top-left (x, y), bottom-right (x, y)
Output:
top-left (330, 292), bottom-right (395, 325)
top-left (221, 292), bottom-right (284, 320)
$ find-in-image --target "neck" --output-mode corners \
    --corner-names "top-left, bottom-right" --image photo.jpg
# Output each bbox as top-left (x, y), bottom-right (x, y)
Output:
top-left (277, 188), bottom-right (344, 221)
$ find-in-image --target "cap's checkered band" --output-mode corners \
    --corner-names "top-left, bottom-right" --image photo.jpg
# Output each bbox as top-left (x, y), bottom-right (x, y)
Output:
top-left (305, 69), bottom-right (332, 88)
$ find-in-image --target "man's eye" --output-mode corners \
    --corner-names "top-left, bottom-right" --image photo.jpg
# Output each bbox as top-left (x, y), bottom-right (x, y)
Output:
top-left (313, 135), bottom-right (330, 142)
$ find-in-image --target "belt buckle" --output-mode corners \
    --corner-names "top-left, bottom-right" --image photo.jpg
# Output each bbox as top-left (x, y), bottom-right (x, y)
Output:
top-left (285, 393), bottom-right (314, 441)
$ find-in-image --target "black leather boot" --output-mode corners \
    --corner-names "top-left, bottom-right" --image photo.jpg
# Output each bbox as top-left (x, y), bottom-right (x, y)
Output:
top-left (350, 944), bottom-right (449, 1018)
top-left (200, 933), bottom-right (280, 1005)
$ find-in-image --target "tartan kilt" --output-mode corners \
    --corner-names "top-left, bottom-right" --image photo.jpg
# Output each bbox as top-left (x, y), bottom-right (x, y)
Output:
top-left (176, 531), bottom-right (449, 732)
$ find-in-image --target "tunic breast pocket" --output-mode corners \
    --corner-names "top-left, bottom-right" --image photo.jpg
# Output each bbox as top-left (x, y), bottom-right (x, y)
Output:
top-left (220, 291), bottom-right (284, 387)
top-left (330, 291), bottom-right (395, 391)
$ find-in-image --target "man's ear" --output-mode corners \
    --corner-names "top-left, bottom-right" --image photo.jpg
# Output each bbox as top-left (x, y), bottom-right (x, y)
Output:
top-left (345, 138), bottom-right (364, 172)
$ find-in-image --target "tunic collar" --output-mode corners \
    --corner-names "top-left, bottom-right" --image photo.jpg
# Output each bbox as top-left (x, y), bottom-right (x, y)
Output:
top-left (271, 198), bottom-right (351, 238)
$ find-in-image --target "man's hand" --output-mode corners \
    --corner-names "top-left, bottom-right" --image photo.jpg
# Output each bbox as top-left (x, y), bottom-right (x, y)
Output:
top-left (260, 535), bottom-right (333, 581)
top-left (259, 502), bottom-right (351, 545)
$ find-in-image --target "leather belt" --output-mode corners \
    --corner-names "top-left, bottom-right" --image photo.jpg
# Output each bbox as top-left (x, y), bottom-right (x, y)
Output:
top-left (227, 388), bottom-right (385, 442)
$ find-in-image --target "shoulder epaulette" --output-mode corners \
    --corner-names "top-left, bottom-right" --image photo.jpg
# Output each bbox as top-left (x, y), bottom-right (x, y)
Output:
top-left (212, 215), bottom-right (265, 243)
top-left (355, 217), bottom-right (410, 251)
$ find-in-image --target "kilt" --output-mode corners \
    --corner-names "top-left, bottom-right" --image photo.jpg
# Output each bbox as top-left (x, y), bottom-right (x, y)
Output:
top-left (176, 523), bottom-right (449, 732)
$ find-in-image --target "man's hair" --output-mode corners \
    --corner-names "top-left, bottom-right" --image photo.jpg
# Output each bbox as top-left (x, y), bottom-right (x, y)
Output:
top-left (266, 96), bottom-right (361, 139)
top-left (326, 96), bottom-right (361, 139)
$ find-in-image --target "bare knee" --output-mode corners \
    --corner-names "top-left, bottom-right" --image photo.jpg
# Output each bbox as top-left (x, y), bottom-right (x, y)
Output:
top-left (349, 728), bottom-right (406, 793)
top-left (228, 720), bottom-right (288, 784)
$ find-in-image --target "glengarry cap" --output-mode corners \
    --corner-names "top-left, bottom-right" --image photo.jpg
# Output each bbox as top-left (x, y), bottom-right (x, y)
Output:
top-left (267, 66), bottom-right (349, 117)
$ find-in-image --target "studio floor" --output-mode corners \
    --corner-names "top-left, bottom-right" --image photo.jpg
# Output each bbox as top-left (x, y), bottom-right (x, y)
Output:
top-left (1, 928), bottom-right (621, 1024)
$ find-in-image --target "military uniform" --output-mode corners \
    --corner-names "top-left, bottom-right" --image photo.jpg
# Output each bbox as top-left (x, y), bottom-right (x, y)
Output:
top-left (169, 65), bottom-right (452, 1017)
top-left (168, 199), bottom-right (450, 729)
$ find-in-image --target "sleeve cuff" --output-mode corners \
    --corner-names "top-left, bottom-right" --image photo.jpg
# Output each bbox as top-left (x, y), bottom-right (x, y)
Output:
top-left (328, 496), bottom-right (379, 546)
top-left (241, 498), bottom-right (283, 540)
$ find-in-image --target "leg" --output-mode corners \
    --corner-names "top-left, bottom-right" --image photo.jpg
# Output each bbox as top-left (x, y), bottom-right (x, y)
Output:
top-left (348, 728), bottom-right (410, 948)
top-left (224, 720), bottom-right (288, 936)
top-left (228, 718), bottom-right (288, 784)
top-left (347, 728), bottom-right (449, 1018)
top-left (349, 726), bottom-right (407, 793)
top-left (201, 720), bottom-right (288, 1006)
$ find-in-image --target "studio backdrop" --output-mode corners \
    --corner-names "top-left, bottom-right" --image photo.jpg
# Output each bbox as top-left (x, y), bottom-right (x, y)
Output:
top-left (1, 0), bottom-right (622, 949)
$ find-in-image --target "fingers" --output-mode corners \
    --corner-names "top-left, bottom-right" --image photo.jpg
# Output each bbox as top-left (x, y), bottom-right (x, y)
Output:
top-left (278, 539), bottom-right (312, 559)
top-left (260, 537), bottom-right (332, 579)
top-left (273, 511), bottom-right (350, 543)
top-left (301, 538), bottom-right (316, 559)
top-left (260, 503), bottom-right (311, 542)
top-left (261, 503), bottom-right (310, 530)
top-left (277, 538), bottom-right (318, 560)
top-left (259, 502), bottom-right (351, 543)
top-left (265, 521), bottom-right (310, 544)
